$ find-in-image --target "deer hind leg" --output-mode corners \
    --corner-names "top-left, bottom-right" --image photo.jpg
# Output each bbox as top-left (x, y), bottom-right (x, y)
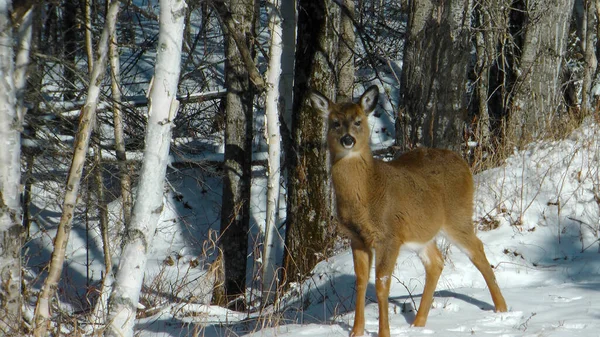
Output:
top-left (448, 228), bottom-right (508, 312)
top-left (412, 241), bottom-right (444, 327)
top-left (374, 245), bottom-right (400, 337)
top-left (350, 239), bottom-right (372, 337)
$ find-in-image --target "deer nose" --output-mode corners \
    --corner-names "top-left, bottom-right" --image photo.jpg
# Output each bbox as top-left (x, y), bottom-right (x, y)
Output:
top-left (340, 134), bottom-right (355, 149)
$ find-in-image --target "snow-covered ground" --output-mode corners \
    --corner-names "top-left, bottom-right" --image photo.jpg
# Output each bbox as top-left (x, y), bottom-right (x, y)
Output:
top-left (124, 117), bottom-right (600, 336)
top-left (26, 108), bottom-right (600, 336)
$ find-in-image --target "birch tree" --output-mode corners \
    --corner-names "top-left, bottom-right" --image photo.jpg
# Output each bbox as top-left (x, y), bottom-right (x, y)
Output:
top-left (262, 0), bottom-right (284, 305)
top-left (89, 0), bottom-right (120, 327)
top-left (33, 1), bottom-right (120, 335)
top-left (0, 0), bottom-right (23, 333)
top-left (104, 0), bottom-right (186, 335)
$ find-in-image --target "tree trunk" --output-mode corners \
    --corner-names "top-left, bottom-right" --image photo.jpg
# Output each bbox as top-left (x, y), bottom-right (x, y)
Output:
top-left (471, 0), bottom-right (512, 168)
top-left (109, 26), bottom-right (133, 228)
top-left (33, 1), bottom-right (120, 335)
top-left (279, 0), bottom-right (296, 130)
top-left (337, 0), bottom-right (355, 102)
top-left (63, 0), bottom-right (79, 100)
top-left (0, 0), bottom-right (23, 333)
top-left (216, 0), bottom-right (256, 310)
top-left (508, 0), bottom-right (575, 147)
top-left (283, 0), bottom-right (339, 285)
top-left (262, 0), bottom-right (284, 306)
top-left (14, 0), bottom-right (33, 126)
top-left (576, 0), bottom-right (598, 113)
top-left (104, 0), bottom-right (185, 336)
top-left (397, 0), bottom-right (473, 153)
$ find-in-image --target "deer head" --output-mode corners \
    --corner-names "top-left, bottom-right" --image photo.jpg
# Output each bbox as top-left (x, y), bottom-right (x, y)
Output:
top-left (310, 85), bottom-right (379, 161)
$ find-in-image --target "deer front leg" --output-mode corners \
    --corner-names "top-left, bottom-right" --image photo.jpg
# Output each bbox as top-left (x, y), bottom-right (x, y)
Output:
top-left (374, 245), bottom-right (400, 337)
top-left (350, 240), bottom-right (372, 337)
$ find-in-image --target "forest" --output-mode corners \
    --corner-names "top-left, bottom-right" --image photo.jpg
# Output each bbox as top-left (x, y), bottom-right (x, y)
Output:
top-left (0, 0), bottom-right (599, 336)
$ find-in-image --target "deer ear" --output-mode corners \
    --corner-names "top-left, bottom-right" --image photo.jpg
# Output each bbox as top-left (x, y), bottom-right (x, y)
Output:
top-left (309, 90), bottom-right (331, 117)
top-left (359, 85), bottom-right (379, 114)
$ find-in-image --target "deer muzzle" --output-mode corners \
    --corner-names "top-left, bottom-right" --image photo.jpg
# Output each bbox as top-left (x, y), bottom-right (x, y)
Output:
top-left (340, 134), bottom-right (356, 149)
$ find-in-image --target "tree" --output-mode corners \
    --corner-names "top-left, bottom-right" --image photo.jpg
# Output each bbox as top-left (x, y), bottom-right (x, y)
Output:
top-left (262, 0), bottom-right (284, 305)
top-left (472, 0), bottom-right (578, 157)
top-left (63, 0), bottom-right (80, 100)
top-left (574, 0), bottom-right (598, 113)
top-left (397, 0), bottom-right (473, 153)
top-left (337, 0), bottom-right (355, 103)
top-left (33, 1), bottom-right (120, 335)
top-left (104, 0), bottom-right (186, 335)
top-left (283, 0), bottom-right (340, 284)
top-left (278, 0), bottom-right (295, 127)
top-left (0, 0), bottom-right (24, 333)
top-left (215, 0), bottom-right (256, 309)
top-left (507, 0), bottom-right (576, 146)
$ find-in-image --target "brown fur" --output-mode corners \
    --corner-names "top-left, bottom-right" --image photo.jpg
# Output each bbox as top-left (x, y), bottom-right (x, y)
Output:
top-left (310, 86), bottom-right (507, 337)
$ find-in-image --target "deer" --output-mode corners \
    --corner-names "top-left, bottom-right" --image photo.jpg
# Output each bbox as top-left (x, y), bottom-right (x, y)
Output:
top-left (309, 85), bottom-right (507, 337)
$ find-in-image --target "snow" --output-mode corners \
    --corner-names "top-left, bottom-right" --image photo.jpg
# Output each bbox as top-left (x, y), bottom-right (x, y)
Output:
top-left (106, 117), bottom-right (599, 337)
top-left (26, 114), bottom-right (600, 336)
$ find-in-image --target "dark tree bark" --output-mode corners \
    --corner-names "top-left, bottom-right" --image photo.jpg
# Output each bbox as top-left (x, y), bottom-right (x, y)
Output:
top-left (574, 0), bottom-right (598, 113)
top-left (63, 0), bottom-right (79, 100)
top-left (471, 0), bottom-right (514, 168)
top-left (218, 0), bottom-right (255, 309)
top-left (507, 0), bottom-right (576, 147)
top-left (472, 0), bottom-right (576, 152)
top-left (337, 0), bottom-right (355, 103)
top-left (397, 0), bottom-right (473, 153)
top-left (283, 0), bottom-right (339, 285)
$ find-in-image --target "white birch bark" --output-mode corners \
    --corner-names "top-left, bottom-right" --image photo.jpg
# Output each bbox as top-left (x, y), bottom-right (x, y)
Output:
top-left (110, 22), bottom-right (133, 229)
top-left (14, 2), bottom-right (33, 125)
top-left (0, 0), bottom-right (23, 333)
top-left (33, 1), bottom-right (120, 335)
top-left (88, 0), bottom-right (115, 329)
top-left (104, 0), bottom-right (186, 336)
top-left (261, 0), bottom-right (284, 305)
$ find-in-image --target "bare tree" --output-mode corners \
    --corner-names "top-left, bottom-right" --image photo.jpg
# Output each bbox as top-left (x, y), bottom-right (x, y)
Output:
top-left (262, 0), bottom-right (284, 305)
top-left (397, 0), bottom-right (473, 153)
top-left (283, 0), bottom-right (340, 284)
top-left (472, 0), bottom-right (578, 155)
top-left (337, 0), bottom-right (355, 102)
top-left (215, 0), bottom-right (256, 309)
top-left (0, 0), bottom-right (24, 333)
top-left (104, 0), bottom-right (186, 335)
top-left (279, 0), bottom-right (296, 128)
top-left (62, 0), bottom-right (80, 100)
top-left (33, 1), bottom-right (120, 335)
top-left (508, 0), bottom-right (576, 146)
top-left (576, 0), bottom-right (598, 113)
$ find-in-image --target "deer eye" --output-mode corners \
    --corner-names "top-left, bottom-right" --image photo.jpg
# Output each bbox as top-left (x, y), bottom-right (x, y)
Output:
top-left (331, 120), bottom-right (341, 129)
top-left (354, 120), bottom-right (362, 127)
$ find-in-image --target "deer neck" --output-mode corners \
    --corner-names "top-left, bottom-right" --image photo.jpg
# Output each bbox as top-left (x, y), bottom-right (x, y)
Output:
top-left (330, 150), bottom-right (375, 206)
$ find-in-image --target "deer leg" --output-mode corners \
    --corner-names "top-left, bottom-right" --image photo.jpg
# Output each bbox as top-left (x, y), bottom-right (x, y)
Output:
top-left (412, 242), bottom-right (444, 327)
top-left (374, 245), bottom-right (400, 337)
top-left (463, 236), bottom-right (508, 312)
top-left (350, 240), bottom-right (372, 337)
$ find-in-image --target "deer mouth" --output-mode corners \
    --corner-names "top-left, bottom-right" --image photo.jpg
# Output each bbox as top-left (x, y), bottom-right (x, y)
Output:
top-left (340, 134), bottom-right (356, 149)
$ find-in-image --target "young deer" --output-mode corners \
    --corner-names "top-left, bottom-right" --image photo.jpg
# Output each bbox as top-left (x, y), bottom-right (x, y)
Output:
top-left (310, 86), bottom-right (507, 337)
